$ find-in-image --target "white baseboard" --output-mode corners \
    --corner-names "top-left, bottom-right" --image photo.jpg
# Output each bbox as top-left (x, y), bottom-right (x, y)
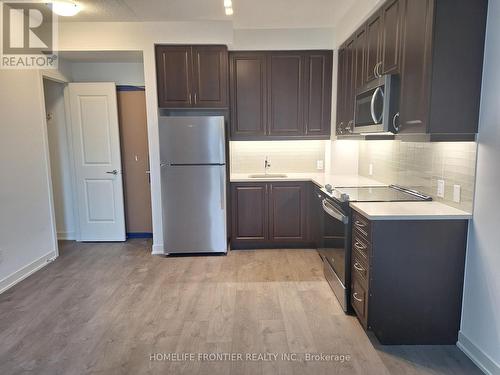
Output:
top-left (457, 331), bottom-right (500, 375)
top-left (152, 243), bottom-right (164, 255)
top-left (57, 231), bottom-right (75, 240)
top-left (0, 251), bottom-right (57, 294)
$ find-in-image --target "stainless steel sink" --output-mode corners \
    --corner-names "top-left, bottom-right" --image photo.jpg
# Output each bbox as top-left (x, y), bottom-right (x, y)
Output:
top-left (248, 173), bottom-right (288, 179)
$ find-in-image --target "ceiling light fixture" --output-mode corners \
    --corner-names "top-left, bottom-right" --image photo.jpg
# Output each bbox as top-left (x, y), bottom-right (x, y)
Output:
top-left (225, 7), bottom-right (233, 16)
top-left (51, 1), bottom-right (81, 17)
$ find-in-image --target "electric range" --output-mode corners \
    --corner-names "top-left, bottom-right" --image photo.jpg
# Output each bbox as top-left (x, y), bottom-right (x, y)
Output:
top-left (316, 184), bottom-right (431, 312)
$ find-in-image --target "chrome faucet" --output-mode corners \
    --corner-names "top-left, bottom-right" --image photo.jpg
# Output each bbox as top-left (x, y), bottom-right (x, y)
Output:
top-left (264, 156), bottom-right (271, 175)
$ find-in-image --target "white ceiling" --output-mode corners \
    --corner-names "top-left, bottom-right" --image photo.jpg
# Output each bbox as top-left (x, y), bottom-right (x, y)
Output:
top-left (60, 0), bottom-right (353, 29)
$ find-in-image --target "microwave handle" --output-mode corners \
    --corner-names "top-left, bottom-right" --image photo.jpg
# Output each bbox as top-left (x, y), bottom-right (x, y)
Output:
top-left (370, 86), bottom-right (384, 124)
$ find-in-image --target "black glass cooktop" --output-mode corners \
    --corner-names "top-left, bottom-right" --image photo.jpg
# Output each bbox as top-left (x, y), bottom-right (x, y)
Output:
top-left (330, 185), bottom-right (432, 202)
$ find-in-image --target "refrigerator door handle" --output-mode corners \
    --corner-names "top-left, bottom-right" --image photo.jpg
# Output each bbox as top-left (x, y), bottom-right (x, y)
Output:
top-left (220, 168), bottom-right (225, 210)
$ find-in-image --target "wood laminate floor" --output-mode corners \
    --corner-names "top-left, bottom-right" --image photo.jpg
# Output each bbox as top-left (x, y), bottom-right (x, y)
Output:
top-left (0, 240), bottom-right (481, 375)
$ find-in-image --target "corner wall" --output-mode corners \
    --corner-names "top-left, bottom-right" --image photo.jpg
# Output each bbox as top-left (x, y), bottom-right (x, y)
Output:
top-left (458, 0), bottom-right (500, 373)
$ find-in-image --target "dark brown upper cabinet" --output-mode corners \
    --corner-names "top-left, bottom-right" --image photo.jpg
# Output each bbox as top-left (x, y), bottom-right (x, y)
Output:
top-left (336, 37), bottom-right (356, 135)
top-left (336, 0), bottom-right (487, 139)
top-left (229, 52), bottom-right (267, 137)
top-left (398, 0), bottom-right (487, 137)
top-left (380, 0), bottom-right (403, 75)
top-left (365, 11), bottom-right (383, 83)
top-left (335, 47), bottom-right (347, 135)
top-left (229, 50), bottom-right (333, 140)
top-left (304, 53), bottom-right (333, 137)
top-left (267, 53), bottom-right (305, 137)
top-left (155, 45), bottom-right (228, 108)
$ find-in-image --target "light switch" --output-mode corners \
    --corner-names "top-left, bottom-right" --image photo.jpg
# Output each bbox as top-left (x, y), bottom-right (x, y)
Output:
top-left (453, 185), bottom-right (461, 203)
top-left (316, 160), bottom-right (324, 170)
top-left (369, 163), bottom-right (374, 176)
top-left (437, 180), bottom-right (445, 198)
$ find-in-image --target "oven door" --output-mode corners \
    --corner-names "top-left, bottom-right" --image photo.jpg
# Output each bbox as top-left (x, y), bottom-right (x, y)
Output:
top-left (319, 198), bottom-right (350, 311)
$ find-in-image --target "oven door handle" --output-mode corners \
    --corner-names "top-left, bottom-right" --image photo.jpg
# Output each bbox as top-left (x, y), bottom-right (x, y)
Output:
top-left (370, 86), bottom-right (384, 124)
top-left (322, 199), bottom-right (349, 224)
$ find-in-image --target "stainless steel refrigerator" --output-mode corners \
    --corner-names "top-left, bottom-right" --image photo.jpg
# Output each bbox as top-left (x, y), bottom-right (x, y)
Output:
top-left (159, 116), bottom-right (227, 254)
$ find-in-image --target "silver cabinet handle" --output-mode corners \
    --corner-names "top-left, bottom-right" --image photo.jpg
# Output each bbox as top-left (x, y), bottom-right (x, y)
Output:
top-left (194, 92), bottom-right (197, 104)
top-left (370, 86), bottom-right (383, 124)
top-left (353, 292), bottom-right (363, 302)
top-left (354, 262), bottom-right (365, 272)
top-left (354, 220), bottom-right (366, 228)
top-left (338, 122), bottom-right (344, 134)
top-left (393, 112), bottom-right (401, 132)
top-left (373, 62), bottom-right (378, 79)
top-left (188, 93), bottom-right (192, 104)
top-left (354, 241), bottom-right (366, 251)
top-left (106, 169), bottom-right (118, 175)
top-left (376, 61), bottom-right (383, 77)
top-left (345, 120), bottom-right (353, 133)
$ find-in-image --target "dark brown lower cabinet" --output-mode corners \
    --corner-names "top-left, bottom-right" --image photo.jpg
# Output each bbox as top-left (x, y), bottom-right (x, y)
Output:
top-left (231, 183), bottom-right (268, 243)
top-left (231, 182), bottom-right (311, 249)
top-left (350, 210), bottom-right (469, 345)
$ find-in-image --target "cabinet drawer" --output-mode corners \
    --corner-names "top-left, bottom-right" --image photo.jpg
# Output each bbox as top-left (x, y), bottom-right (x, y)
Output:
top-left (351, 277), bottom-right (369, 329)
top-left (352, 253), bottom-right (369, 286)
top-left (353, 211), bottom-right (371, 239)
top-left (352, 232), bottom-right (370, 261)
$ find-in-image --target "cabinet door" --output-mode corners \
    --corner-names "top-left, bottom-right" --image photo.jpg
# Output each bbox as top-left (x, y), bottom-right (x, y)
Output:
top-left (399, 0), bottom-right (434, 133)
top-left (155, 45), bottom-right (193, 108)
top-left (365, 11), bottom-right (383, 83)
top-left (267, 53), bottom-right (304, 136)
top-left (231, 183), bottom-right (268, 241)
top-left (303, 51), bottom-right (333, 137)
top-left (192, 45), bottom-right (228, 108)
top-left (344, 37), bottom-right (356, 132)
top-left (354, 26), bottom-right (367, 92)
top-left (335, 47), bottom-right (346, 135)
top-left (269, 182), bottom-right (307, 241)
top-left (381, 0), bottom-right (403, 75)
top-left (229, 52), bottom-right (267, 139)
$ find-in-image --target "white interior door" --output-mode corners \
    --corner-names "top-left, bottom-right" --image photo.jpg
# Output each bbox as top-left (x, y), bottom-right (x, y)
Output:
top-left (68, 83), bottom-right (126, 241)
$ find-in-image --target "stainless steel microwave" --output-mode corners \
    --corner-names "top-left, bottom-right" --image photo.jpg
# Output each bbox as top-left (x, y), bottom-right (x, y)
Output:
top-left (353, 74), bottom-right (400, 134)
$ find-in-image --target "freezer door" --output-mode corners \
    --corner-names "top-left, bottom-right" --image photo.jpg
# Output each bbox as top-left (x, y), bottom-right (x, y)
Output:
top-left (161, 165), bottom-right (227, 253)
top-left (159, 116), bottom-right (225, 164)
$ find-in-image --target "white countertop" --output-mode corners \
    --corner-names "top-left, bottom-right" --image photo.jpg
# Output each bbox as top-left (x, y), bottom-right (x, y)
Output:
top-left (230, 172), bottom-right (473, 220)
top-left (230, 172), bottom-right (385, 188)
top-left (350, 201), bottom-right (472, 221)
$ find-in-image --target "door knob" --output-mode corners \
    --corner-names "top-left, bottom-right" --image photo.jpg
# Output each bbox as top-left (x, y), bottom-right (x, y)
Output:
top-left (106, 169), bottom-right (118, 175)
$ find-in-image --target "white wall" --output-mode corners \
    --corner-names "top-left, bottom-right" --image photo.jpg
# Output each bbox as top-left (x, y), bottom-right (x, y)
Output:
top-left (458, 1), bottom-right (500, 373)
top-left (232, 28), bottom-right (335, 50)
top-left (71, 62), bottom-right (145, 86)
top-left (0, 70), bottom-right (60, 293)
top-left (43, 79), bottom-right (76, 240)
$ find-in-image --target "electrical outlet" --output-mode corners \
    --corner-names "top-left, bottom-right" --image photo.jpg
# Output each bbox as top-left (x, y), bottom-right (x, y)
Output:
top-left (316, 160), bottom-right (324, 170)
top-left (453, 185), bottom-right (461, 203)
top-left (369, 163), bottom-right (374, 176)
top-left (437, 179), bottom-right (445, 198)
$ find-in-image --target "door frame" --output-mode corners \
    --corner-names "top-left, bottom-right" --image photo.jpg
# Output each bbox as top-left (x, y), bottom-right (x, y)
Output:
top-left (39, 70), bottom-right (74, 257)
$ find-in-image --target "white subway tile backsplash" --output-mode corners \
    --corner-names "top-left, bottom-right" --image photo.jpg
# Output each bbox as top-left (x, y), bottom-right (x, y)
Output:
top-left (358, 140), bottom-right (477, 212)
top-left (230, 140), bottom-right (327, 174)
